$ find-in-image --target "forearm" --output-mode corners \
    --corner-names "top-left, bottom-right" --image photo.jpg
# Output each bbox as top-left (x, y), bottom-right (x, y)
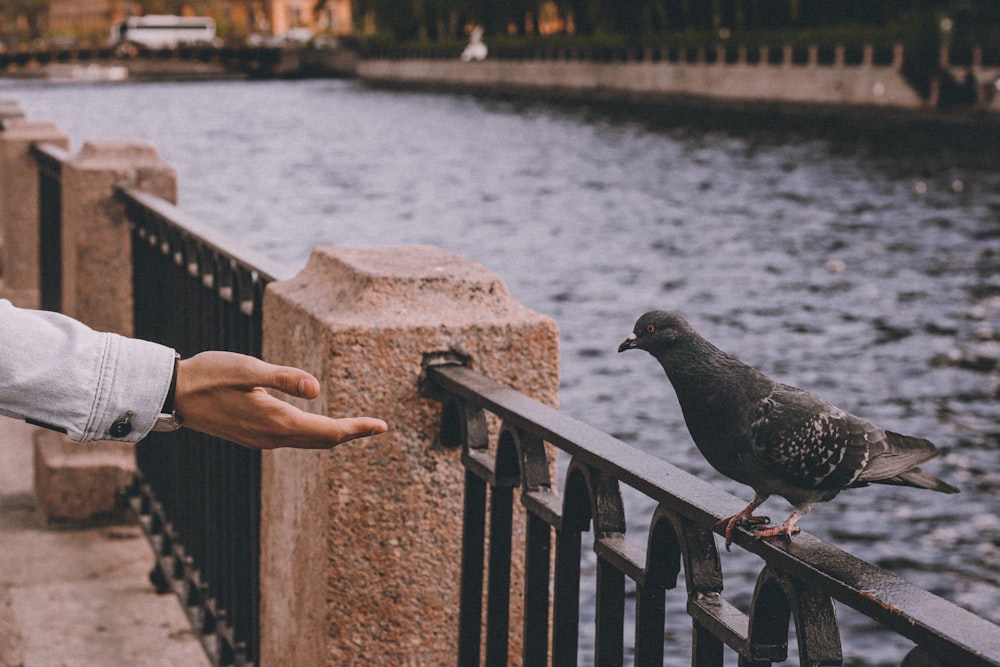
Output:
top-left (1, 301), bottom-right (387, 449)
top-left (0, 300), bottom-right (176, 442)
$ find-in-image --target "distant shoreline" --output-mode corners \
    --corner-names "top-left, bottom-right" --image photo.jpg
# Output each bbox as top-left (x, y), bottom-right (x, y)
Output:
top-left (356, 51), bottom-right (1000, 130)
top-left (4, 43), bottom-right (998, 131)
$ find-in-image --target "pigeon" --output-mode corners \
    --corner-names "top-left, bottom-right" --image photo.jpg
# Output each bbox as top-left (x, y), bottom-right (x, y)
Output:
top-left (618, 310), bottom-right (959, 548)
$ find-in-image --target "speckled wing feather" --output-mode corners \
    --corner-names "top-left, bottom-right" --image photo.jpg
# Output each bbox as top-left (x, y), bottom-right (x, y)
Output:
top-left (854, 429), bottom-right (939, 482)
top-left (749, 384), bottom-right (875, 490)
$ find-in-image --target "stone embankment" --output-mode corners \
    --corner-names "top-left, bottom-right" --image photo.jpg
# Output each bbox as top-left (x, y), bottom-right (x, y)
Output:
top-left (358, 44), bottom-right (1000, 118)
top-left (0, 44), bottom-right (357, 81)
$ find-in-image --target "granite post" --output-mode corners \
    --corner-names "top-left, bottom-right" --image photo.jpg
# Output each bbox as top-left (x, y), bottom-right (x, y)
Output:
top-left (0, 120), bottom-right (70, 308)
top-left (58, 139), bottom-right (176, 335)
top-left (0, 99), bottom-right (25, 125)
top-left (260, 245), bottom-right (560, 665)
top-left (32, 140), bottom-right (177, 523)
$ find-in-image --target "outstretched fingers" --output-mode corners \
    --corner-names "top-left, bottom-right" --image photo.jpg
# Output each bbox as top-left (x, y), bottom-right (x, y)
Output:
top-left (174, 351), bottom-right (387, 451)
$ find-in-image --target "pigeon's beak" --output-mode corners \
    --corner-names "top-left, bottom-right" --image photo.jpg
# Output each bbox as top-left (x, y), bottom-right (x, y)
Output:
top-left (618, 333), bottom-right (637, 353)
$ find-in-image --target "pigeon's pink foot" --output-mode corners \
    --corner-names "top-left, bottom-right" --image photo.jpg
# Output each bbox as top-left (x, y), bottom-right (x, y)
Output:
top-left (750, 512), bottom-right (802, 544)
top-left (715, 496), bottom-right (771, 550)
top-left (716, 512), bottom-right (770, 550)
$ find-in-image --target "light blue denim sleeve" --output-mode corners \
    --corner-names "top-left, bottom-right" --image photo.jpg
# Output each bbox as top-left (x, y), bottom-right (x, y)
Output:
top-left (0, 299), bottom-right (177, 442)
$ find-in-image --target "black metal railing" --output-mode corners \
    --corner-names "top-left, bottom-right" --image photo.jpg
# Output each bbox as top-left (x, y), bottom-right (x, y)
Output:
top-left (32, 142), bottom-right (70, 312)
top-left (118, 184), bottom-right (291, 666)
top-left (425, 363), bottom-right (1000, 667)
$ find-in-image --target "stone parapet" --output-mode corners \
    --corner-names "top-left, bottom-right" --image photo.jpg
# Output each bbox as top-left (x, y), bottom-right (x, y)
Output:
top-left (259, 245), bottom-right (560, 666)
top-left (0, 99), bottom-right (25, 125)
top-left (59, 139), bottom-right (176, 335)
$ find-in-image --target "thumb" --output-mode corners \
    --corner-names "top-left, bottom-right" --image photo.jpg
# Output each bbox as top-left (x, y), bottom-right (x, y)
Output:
top-left (263, 364), bottom-right (321, 399)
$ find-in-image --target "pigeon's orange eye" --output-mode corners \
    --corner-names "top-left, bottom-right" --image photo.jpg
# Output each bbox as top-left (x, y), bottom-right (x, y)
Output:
top-left (647, 324), bottom-right (655, 333)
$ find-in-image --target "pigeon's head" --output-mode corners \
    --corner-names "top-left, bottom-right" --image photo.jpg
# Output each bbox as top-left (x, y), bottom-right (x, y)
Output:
top-left (618, 310), bottom-right (695, 356)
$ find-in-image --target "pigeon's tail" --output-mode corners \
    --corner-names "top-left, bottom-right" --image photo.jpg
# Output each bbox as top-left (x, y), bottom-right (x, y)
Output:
top-left (876, 467), bottom-right (960, 494)
top-left (858, 430), bottom-right (959, 493)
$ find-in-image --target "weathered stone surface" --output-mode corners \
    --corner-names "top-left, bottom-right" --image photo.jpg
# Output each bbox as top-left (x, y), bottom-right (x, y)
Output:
top-left (0, 99), bottom-right (25, 123)
top-left (32, 429), bottom-right (135, 523)
top-left (1, 416), bottom-right (207, 665)
top-left (358, 54), bottom-right (927, 109)
top-left (260, 245), bottom-right (559, 666)
top-left (60, 138), bottom-right (176, 335)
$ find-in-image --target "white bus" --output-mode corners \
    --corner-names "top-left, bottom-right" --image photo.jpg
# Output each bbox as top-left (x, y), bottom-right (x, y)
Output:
top-left (110, 15), bottom-right (217, 49)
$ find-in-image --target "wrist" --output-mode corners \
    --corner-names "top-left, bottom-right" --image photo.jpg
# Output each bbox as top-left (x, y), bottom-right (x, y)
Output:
top-left (152, 353), bottom-right (184, 432)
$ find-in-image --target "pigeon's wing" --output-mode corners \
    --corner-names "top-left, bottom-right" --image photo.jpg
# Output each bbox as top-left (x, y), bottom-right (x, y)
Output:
top-left (855, 430), bottom-right (939, 482)
top-left (749, 385), bottom-right (874, 490)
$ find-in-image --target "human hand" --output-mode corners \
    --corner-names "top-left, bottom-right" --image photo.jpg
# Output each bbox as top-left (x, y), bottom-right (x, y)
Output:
top-left (173, 351), bottom-right (388, 450)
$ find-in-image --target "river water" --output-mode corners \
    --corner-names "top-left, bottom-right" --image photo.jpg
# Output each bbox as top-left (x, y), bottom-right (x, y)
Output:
top-left (4, 78), bottom-right (999, 665)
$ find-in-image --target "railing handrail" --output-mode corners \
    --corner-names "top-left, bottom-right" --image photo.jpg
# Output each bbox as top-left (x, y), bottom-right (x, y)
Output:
top-left (426, 362), bottom-right (1000, 666)
top-left (31, 141), bottom-right (72, 167)
top-left (115, 184), bottom-right (293, 284)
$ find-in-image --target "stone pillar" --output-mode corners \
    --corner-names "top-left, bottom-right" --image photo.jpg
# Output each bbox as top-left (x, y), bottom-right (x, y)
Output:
top-left (260, 245), bottom-right (560, 666)
top-left (59, 139), bottom-right (176, 335)
top-left (0, 120), bottom-right (70, 308)
top-left (0, 99), bottom-right (25, 126)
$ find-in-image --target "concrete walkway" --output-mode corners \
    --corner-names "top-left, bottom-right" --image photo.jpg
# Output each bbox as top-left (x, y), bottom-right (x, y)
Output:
top-left (0, 416), bottom-right (208, 667)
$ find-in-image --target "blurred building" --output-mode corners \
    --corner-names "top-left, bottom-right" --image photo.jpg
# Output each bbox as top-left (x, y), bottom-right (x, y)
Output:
top-left (47, 0), bottom-right (140, 40)
top-left (271, 0), bottom-right (352, 36)
top-left (2, 0), bottom-right (352, 45)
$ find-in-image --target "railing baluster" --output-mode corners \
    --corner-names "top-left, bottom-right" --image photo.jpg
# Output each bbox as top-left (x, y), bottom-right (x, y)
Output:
top-left (485, 483), bottom-right (514, 667)
top-left (595, 553), bottom-right (625, 667)
top-left (522, 510), bottom-right (552, 667)
top-left (31, 143), bottom-right (68, 312)
top-left (441, 395), bottom-right (489, 666)
top-left (458, 468), bottom-right (488, 666)
top-left (552, 523), bottom-right (584, 666)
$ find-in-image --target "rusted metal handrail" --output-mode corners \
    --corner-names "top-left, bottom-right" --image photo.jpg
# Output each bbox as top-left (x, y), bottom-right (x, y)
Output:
top-left (425, 362), bottom-right (1000, 667)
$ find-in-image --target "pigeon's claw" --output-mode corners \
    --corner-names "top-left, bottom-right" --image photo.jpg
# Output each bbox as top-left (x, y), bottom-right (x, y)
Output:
top-left (715, 494), bottom-right (771, 550)
top-left (716, 512), bottom-right (771, 550)
top-left (750, 512), bottom-right (803, 544)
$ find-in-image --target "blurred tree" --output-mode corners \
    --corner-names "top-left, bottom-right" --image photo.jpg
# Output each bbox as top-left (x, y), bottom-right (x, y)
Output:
top-left (373, 0), bottom-right (420, 39)
top-left (2, 0), bottom-right (50, 40)
top-left (605, 1), bottom-right (643, 36)
top-left (473, 0), bottom-right (496, 36)
top-left (901, 0), bottom-right (941, 99)
top-left (143, 0), bottom-right (191, 14)
top-left (564, 0), bottom-right (596, 35)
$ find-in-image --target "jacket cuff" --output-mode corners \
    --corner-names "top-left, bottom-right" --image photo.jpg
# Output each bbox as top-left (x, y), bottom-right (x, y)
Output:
top-left (83, 334), bottom-right (178, 442)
